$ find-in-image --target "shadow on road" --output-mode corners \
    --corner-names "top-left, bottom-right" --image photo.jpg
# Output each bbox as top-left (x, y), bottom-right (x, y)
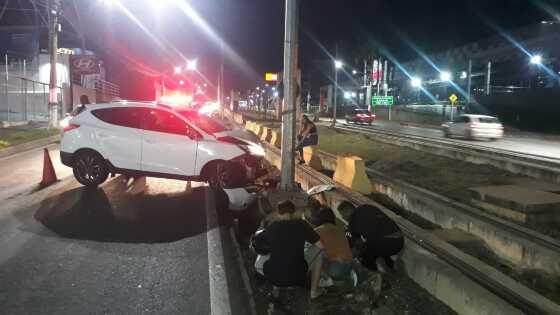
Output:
top-left (34, 177), bottom-right (210, 243)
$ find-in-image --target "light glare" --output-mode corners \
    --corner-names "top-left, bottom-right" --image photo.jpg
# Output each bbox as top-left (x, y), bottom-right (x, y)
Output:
top-left (334, 60), bottom-right (343, 69)
top-left (530, 55), bottom-right (543, 65)
top-left (440, 71), bottom-right (452, 82)
top-left (411, 77), bottom-right (422, 88)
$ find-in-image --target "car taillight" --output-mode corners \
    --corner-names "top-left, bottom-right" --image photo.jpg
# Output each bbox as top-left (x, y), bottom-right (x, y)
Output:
top-left (63, 124), bottom-right (80, 132)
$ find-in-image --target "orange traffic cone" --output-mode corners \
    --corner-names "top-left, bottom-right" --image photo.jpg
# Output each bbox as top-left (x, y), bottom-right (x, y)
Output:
top-left (40, 148), bottom-right (58, 187)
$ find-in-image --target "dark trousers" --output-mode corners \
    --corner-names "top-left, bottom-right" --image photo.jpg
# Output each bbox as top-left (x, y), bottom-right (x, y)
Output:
top-left (359, 237), bottom-right (404, 271)
top-left (296, 134), bottom-right (318, 158)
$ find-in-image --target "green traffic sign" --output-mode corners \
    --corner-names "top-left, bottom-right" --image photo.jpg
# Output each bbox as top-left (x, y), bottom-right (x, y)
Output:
top-left (372, 96), bottom-right (394, 106)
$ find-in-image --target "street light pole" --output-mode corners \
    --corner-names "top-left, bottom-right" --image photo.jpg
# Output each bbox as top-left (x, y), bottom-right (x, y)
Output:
top-left (467, 59), bottom-right (472, 104)
top-left (280, 0), bottom-right (299, 191)
top-left (332, 63), bottom-right (338, 127)
top-left (48, 0), bottom-right (61, 129)
top-left (486, 61), bottom-right (492, 95)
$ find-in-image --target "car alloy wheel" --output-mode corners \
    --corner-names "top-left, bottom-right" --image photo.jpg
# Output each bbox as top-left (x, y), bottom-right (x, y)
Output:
top-left (73, 152), bottom-right (109, 187)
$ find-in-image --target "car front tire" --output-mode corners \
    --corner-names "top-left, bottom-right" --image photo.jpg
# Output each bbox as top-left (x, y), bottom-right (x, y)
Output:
top-left (73, 151), bottom-right (109, 187)
top-left (207, 161), bottom-right (231, 190)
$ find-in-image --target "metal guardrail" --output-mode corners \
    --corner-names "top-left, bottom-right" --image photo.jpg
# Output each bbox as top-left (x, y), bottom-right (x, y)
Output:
top-left (338, 123), bottom-right (560, 166)
top-left (335, 123), bottom-right (560, 184)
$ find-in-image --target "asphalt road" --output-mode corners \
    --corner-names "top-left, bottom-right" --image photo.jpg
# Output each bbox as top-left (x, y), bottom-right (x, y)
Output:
top-left (0, 148), bottom-right (251, 315)
top-left (339, 119), bottom-right (560, 160)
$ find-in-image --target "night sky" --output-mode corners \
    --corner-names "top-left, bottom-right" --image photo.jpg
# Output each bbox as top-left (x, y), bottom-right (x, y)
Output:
top-left (3, 0), bottom-right (560, 99)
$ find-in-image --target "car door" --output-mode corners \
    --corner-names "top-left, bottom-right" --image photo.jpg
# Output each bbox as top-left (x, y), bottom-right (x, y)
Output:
top-left (450, 116), bottom-right (468, 136)
top-left (140, 108), bottom-right (200, 176)
top-left (90, 107), bottom-right (143, 170)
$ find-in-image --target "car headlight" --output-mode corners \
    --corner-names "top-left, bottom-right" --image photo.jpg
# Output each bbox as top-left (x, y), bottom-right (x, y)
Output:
top-left (246, 144), bottom-right (265, 157)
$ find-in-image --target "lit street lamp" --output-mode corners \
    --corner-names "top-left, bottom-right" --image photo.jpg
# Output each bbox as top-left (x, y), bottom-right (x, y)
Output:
top-left (411, 77), bottom-right (422, 103)
top-left (186, 59), bottom-right (198, 71)
top-left (410, 77), bottom-right (422, 88)
top-left (332, 59), bottom-right (343, 127)
top-left (440, 71), bottom-right (452, 82)
top-left (530, 54), bottom-right (543, 65)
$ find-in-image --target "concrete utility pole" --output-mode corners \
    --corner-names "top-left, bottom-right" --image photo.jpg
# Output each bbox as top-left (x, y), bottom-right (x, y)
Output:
top-left (48, 0), bottom-right (61, 129)
top-left (486, 61), bottom-right (492, 96)
top-left (331, 43), bottom-right (339, 128)
top-left (467, 59), bottom-right (472, 104)
top-left (306, 90), bottom-right (311, 113)
top-left (280, 0), bottom-right (299, 191)
top-left (383, 60), bottom-right (388, 97)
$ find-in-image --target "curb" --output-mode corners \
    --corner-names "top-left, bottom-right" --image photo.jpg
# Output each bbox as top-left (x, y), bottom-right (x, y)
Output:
top-left (229, 227), bottom-right (258, 315)
top-left (0, 134), bottom-right (60, 159)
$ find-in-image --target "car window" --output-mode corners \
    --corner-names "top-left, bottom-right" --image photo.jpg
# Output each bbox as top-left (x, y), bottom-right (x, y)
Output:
top-left (478, 117), bottom-right (499, 124)
top-left (143, 109), bottom-right (190, 136)
top-left (91, 107), bottom-right (142, 129)
top-left (453, 116), bottom-right (470, 123)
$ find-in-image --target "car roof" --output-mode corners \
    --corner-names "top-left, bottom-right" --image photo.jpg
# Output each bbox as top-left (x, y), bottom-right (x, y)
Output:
top-left (461, 114), bottom-right (497, 119)
top-left (84, 101), bottom-right (175, 111)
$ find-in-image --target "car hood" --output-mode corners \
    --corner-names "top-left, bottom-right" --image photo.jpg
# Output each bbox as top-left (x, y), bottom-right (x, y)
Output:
top-left (214, 129), bottom-right (261, 146)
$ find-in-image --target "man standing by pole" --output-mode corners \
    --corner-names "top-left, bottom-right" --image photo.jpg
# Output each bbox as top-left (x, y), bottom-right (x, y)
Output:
top-left (280, 0), bottom-right (299, 191)
top-left (48, 0), bottom-right (61, 129)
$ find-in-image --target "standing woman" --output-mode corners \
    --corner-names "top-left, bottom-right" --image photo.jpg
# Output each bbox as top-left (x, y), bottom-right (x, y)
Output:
top-left (296, 114), bottom-right (318, 163)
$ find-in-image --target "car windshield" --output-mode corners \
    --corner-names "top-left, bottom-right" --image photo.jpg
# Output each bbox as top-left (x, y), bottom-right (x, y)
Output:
top-left (177, 110), bottom-right (229, 134)
top-left (478, 117), bottom-right (500, 124)
top-left (356, 109), bottom-right (370, 114)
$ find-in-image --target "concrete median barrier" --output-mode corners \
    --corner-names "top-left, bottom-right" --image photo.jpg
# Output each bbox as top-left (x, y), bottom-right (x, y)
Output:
top-left (333, 154), bottom-right (372, 195)
top-left (270, 130), bottom-right (281, 148)
top-left (303, 146), bottom-right (323, 171)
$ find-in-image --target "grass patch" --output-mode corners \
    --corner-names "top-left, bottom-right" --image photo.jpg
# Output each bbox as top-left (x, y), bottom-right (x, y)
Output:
top-left (0, 129), bottom-right (59, 150)
top-left (316, 126), bottom-right (517, 204)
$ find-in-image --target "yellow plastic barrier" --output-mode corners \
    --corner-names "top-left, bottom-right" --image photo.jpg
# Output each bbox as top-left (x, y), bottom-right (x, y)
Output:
top-left (254, 124), bottom-right (264, 138)
top-left (333, 154), bottom-right (372, 195)
top-left (261, 127), bottom-right (272, 142)
top-left (246, 121), bottom-right (254, 132)
top-left (303, 146), bottom-right (323, 171)
top-left (270, 130), bottom-right (282, 148)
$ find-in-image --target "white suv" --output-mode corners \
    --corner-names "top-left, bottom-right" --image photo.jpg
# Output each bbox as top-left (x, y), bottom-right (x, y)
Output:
top-left (60, 102), bottom-right (265, 188)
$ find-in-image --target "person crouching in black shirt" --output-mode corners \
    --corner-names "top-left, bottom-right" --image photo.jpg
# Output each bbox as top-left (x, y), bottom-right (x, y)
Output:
top-left (262, 200), bottom-right (325, 299)
top-left (338, 203), bottom-right (404, 272)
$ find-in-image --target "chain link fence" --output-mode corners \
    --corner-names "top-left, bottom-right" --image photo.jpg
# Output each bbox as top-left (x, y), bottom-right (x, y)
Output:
top-left (0, 75), bottom-right (62, 123)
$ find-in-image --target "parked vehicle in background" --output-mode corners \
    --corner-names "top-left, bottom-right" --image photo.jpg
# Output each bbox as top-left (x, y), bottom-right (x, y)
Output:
top-left (344, 107), bottom-right (376, 125)
top-left (60, 101), bottom-right (265, 188)
top-left (442, 114), bottom-right (504, 140)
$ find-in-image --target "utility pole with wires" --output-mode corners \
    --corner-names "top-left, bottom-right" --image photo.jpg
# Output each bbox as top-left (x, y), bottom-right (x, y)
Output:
top-left (280, 0), bottom-right (299, 191)
top-left (48, 0), bottom-right (62, 129)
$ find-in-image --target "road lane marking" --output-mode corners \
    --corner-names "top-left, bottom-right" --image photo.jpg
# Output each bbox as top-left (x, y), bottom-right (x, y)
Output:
top-left (205, 188), bottom-right (232, 315)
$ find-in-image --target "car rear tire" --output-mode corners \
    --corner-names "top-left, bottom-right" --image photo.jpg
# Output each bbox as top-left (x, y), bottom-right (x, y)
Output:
top-left (73, 151), bottom-right (109, 187)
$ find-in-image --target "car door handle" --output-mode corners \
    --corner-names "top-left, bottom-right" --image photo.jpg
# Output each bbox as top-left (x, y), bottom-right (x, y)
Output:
top-left (98, 133), bottom-right (109, 138)
top-left (145, 138), bottom-right (157, 144)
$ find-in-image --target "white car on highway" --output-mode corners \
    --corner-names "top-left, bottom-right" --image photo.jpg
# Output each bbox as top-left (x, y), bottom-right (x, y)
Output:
top-left (60, 101), bottom-right (265, 188)
top-left (442, 114), bottom-right (504, 140)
